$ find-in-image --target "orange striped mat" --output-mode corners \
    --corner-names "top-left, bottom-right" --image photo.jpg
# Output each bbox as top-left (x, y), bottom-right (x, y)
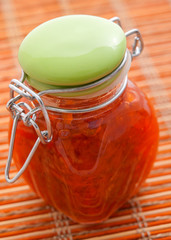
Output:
top-left (0, 0), bottom-right (171, 239)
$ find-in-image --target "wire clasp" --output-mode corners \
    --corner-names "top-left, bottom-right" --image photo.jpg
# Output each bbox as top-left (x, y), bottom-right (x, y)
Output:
top-left (125, 29), bottom-right (144, 59)
top-left (5, 79), bottom-right (52, 183)
top-left (110, 17), bottom-right (144, 59)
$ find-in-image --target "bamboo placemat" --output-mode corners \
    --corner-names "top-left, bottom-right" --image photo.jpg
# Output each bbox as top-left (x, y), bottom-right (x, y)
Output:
top-left (0, 0), bottom-right (171, 239)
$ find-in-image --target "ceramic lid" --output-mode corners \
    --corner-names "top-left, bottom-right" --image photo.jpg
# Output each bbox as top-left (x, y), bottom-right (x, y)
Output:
top-left (18, 15), bottom-right (126, 90)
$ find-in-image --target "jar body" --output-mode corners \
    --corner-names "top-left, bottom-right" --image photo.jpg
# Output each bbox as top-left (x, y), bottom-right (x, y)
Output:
top-left (10, 79), bottom-right (159, 223)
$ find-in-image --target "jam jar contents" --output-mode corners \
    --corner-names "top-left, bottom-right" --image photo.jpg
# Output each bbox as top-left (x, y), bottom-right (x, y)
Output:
top-left (9, 79), bottom-right (158, 223)
top-left (6, 15), bottom-right (159, 224)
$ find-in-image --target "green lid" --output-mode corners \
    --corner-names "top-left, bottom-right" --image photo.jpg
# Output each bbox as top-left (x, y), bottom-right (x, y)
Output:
top-left (18, 15), bottom-right (126, 91)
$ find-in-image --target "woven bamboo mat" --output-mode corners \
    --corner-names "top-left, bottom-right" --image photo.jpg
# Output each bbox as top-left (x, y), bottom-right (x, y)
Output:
top-left (0, 0), bottom-right (171, 239)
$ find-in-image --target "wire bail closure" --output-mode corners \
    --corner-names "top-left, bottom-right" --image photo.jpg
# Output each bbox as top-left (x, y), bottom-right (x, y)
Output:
top-left (5, 79), bottom-right (52, 183)
top-left (125, 29), bottom-right (144, 59)
top-left (110, 17), bottom-right (144, 59)
top-left (5, 16), bottom-right (144, 183)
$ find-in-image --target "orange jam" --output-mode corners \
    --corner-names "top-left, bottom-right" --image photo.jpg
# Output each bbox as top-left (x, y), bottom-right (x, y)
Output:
top-left (10, 79), bottom-right (158, 223)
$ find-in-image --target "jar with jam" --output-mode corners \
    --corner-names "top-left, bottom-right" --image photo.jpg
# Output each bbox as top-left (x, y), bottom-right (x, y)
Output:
top-left (5, 15), bottom-right (159, 224)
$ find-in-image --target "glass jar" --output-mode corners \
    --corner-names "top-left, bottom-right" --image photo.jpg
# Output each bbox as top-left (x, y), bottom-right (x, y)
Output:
top-left (6, 15), bottom-right (159, 224)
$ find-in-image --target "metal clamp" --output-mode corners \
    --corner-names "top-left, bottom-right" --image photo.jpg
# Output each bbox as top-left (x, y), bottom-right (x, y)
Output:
top-left (125, 29), bottom-right (144, 59)
top-left (110, 17), bottom-right (144, 59)
top-left (5, 114), bottom-right (41, 183)
top-left (5, 79), bottom-right (52, 183)
top-left (7, 79), bottom-right (52, 143)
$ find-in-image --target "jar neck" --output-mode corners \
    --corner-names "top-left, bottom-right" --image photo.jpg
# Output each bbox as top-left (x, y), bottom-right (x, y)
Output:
top-left (25, 75), bottom-right (127, 111)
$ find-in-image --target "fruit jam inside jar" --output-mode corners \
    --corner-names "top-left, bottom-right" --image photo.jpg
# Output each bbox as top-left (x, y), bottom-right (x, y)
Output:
top-left (10, 75), bottom-right (158, 223)
top-left (6, 15), bottom-right (159, 224)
